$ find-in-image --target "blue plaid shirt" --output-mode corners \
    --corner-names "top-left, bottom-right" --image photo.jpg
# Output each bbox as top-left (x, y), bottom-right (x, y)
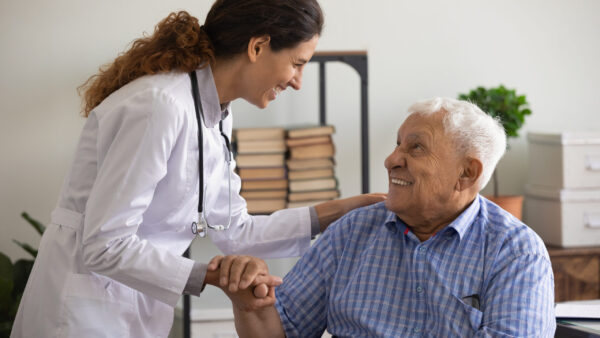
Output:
top-left (275, 195), bottom-right (555, 337)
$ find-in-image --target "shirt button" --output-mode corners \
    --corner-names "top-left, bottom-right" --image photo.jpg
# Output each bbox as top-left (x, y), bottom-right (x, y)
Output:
top-left (419, 246), bottom-right (427, 252)
top-left (416, 286), bottom-right (423, 293)
top-left (413, 327), bottom-right (421, 333)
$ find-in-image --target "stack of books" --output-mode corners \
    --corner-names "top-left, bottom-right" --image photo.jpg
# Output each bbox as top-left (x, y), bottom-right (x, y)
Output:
top-left (234, 127), bottom-right (288, 214)
top-left (285, 125), bottom-right (339, 208)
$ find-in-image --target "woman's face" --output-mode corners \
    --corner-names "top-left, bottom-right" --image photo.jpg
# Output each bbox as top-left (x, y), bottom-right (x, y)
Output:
top-left (244, 35), bottom-right (319, 108)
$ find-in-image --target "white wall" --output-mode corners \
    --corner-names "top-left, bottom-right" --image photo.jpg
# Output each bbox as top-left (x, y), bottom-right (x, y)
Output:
top-left (1, 0), bottom-right (599, 310)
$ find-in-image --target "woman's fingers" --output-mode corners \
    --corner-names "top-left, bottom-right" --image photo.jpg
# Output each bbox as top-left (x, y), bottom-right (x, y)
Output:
top-left (218, 255), bottom-right (236, 287)
top-left (228, 256), bottom-right (252, 292)
top-left (238, 258), bottom-right (270, 290)
top-left (217, 255), bottom-right (273, 291)
top-left (207, 255), bottom-right (224, 271)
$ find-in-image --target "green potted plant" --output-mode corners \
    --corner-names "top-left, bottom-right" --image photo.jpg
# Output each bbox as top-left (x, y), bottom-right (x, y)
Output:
top-left (458, 85), bottom-right (531, 219)
top-left (0, 213), bottom-right (45, 336)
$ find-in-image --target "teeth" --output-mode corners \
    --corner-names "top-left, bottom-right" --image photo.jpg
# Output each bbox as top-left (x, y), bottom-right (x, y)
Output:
top-left (391, 178), bottom-right (412, 186)
top-left (274, 87), bottom-right (282, 95)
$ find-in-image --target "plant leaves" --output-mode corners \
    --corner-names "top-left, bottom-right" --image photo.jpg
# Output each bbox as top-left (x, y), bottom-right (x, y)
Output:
top-left (11, 240), bottom-right (37, 259)
top-left (457, 85), bottom-right (531, 140)
top-left (12, 260), bottom-right (33, 299)
top-left (21, 212), bottom-right (45, 236)
top-left (0, 321), bottom-right (14, 337)
top-left (0, 253), bottom-right (14, 318)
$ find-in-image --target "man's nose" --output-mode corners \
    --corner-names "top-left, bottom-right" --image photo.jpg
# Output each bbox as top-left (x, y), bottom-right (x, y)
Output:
top-left (384, 148), bottom-right (406, 170)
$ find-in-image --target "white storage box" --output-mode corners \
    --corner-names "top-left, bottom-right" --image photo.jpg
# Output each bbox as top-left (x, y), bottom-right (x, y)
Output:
top-left (528, 132), bottom-right (600, 189)
top-left (525, 184), bottom-right (600, 247)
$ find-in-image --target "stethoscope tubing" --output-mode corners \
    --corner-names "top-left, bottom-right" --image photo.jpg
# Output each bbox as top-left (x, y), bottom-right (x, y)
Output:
top-left (189, 71), bottom-right (232, 236)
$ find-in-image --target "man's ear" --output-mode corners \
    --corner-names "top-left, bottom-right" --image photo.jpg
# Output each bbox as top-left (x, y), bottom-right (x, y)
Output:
top-left (247, 35), bottom-right (271, 63)
top-left (456, 157), bottom-right (483, 191)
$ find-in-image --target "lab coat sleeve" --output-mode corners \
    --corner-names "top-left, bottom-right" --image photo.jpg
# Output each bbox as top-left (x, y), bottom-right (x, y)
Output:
top-left (208, 114), bottom-right (313, 259)
top-left (81, 89), bottom-right (194, 307)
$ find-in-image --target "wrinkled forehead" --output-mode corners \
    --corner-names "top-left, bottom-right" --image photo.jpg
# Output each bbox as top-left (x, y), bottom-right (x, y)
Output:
top-left (398, 111), bottom-right (447, 139)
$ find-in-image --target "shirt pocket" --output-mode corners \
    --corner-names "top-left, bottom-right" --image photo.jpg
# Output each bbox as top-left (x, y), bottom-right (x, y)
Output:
top-left (452, 293), bottom-right (484, 331)
top-left (57, 273), bottom-right (136, 337)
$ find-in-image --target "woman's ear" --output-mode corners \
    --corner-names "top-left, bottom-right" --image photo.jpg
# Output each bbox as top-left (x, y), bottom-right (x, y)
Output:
top-left (456, 157), bottom-right (483, 192)
top-left (247, 35), bottom-right (271, 63)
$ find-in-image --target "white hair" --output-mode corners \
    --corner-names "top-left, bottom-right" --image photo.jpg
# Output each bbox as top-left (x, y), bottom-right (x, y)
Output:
top-left (407, 97), bottom-right (507, 191)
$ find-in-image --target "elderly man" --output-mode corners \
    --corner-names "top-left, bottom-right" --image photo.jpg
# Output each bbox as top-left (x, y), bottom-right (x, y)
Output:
top-left (223, 97), bottom-right (555, 337)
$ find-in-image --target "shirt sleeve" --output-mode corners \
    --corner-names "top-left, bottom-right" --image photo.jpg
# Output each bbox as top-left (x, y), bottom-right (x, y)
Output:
top-left (475, 238), bottom-right (556, 336)
top-left (81, 89), bottom-right (194, 307)
top-left (183, 262), bottom-right (208, 296)
top-left (274, 212), bottom-right (349, 337)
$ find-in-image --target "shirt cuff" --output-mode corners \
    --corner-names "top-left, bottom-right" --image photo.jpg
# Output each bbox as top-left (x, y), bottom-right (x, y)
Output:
top-left (309, 206), bottom-right (320, 238)
top-left (183, 261), bottom-right (208, 296)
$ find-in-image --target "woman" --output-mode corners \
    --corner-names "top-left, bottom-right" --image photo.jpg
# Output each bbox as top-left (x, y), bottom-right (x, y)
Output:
top-left (11, 0), bottom-right (384, 337)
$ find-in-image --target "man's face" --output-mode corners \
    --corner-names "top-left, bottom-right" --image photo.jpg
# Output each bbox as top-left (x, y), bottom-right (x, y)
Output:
top-left (384, 112), bottom-right (464, 223)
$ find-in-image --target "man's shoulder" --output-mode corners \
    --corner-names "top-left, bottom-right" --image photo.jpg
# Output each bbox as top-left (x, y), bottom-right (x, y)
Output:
top-left (343, 201), bottom-right (391, 224)
top-left (327, 201), bottom-right (391, 237)
top-left (480, 197), bottom-right (548, 258)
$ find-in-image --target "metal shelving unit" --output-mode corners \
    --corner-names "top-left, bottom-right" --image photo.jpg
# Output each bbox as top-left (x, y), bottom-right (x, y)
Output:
top-left (183, 50), bottom-right (369, 338)
top-left (310, 50), bottom-right (369, 193)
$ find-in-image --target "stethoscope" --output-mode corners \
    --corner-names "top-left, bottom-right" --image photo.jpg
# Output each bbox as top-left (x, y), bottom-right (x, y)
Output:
top-left (189, 71), bottom-right (232, 238)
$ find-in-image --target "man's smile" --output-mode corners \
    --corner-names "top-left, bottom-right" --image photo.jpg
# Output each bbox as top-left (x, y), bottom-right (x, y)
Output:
top-left (390, 177), bottom-right (413, 186)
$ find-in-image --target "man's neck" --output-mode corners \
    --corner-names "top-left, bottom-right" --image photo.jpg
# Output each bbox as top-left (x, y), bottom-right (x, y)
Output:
top-left (403, 194), bottom-right (477, 242)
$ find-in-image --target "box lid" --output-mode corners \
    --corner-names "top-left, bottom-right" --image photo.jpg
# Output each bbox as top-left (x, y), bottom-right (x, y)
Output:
top-left (528, 132), bottom-right (600, 145)
top-left (525, 184), bottom-right (600, 202)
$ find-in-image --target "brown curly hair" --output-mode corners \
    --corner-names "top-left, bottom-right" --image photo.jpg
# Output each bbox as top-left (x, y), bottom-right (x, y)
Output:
top-left (79, 0), bottom-right (323, 117)
top-left (79, 11), bottom-right (213, 116)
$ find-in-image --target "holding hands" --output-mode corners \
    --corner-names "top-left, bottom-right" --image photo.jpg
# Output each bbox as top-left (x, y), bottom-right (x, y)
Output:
top-left (205, 255), bottom-right (282, 311)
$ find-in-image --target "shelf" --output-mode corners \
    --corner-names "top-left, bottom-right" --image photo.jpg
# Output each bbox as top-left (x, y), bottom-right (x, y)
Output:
top-left (309, 51), bottom-right (369, 193)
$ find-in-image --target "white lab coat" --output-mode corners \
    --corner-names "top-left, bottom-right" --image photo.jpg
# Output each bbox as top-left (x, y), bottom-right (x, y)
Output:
top-left (11, 67), bottom-right (312, 337)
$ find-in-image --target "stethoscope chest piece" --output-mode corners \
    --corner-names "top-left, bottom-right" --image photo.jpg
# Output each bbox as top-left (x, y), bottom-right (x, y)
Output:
top-left (191, 215), bottom-right (208, 238)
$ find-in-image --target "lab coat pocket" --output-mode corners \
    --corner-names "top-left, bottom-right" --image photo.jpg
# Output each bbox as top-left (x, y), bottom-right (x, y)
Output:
top-left (58, 273), bottom-right (135, 337)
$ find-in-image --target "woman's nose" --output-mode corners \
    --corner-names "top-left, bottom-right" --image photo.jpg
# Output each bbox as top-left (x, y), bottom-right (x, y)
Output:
top-left (289, 72), bottom-right (302, 90)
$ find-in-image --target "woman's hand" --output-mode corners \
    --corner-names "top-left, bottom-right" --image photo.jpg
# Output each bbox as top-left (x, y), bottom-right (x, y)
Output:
top-left (314, 193), bottom-right (387, 232)
top-left (205, 255), bottom-right (282, 311)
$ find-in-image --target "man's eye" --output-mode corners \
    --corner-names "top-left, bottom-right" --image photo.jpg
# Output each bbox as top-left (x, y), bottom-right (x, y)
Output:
top-left (412, 144), bottom-right (423, 150)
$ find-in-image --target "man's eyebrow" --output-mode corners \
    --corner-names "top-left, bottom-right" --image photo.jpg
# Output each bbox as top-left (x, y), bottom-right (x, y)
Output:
top-left (406, 133), bottom-right (424, 142)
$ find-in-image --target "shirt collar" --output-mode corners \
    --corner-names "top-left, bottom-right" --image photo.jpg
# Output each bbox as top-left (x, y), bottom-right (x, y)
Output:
top-left (444, 195), bottom-right (481, 240)
top-left (383, 194), bottom-right (481, 241)
top-left (193, 65), bottom-right (230, 128)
